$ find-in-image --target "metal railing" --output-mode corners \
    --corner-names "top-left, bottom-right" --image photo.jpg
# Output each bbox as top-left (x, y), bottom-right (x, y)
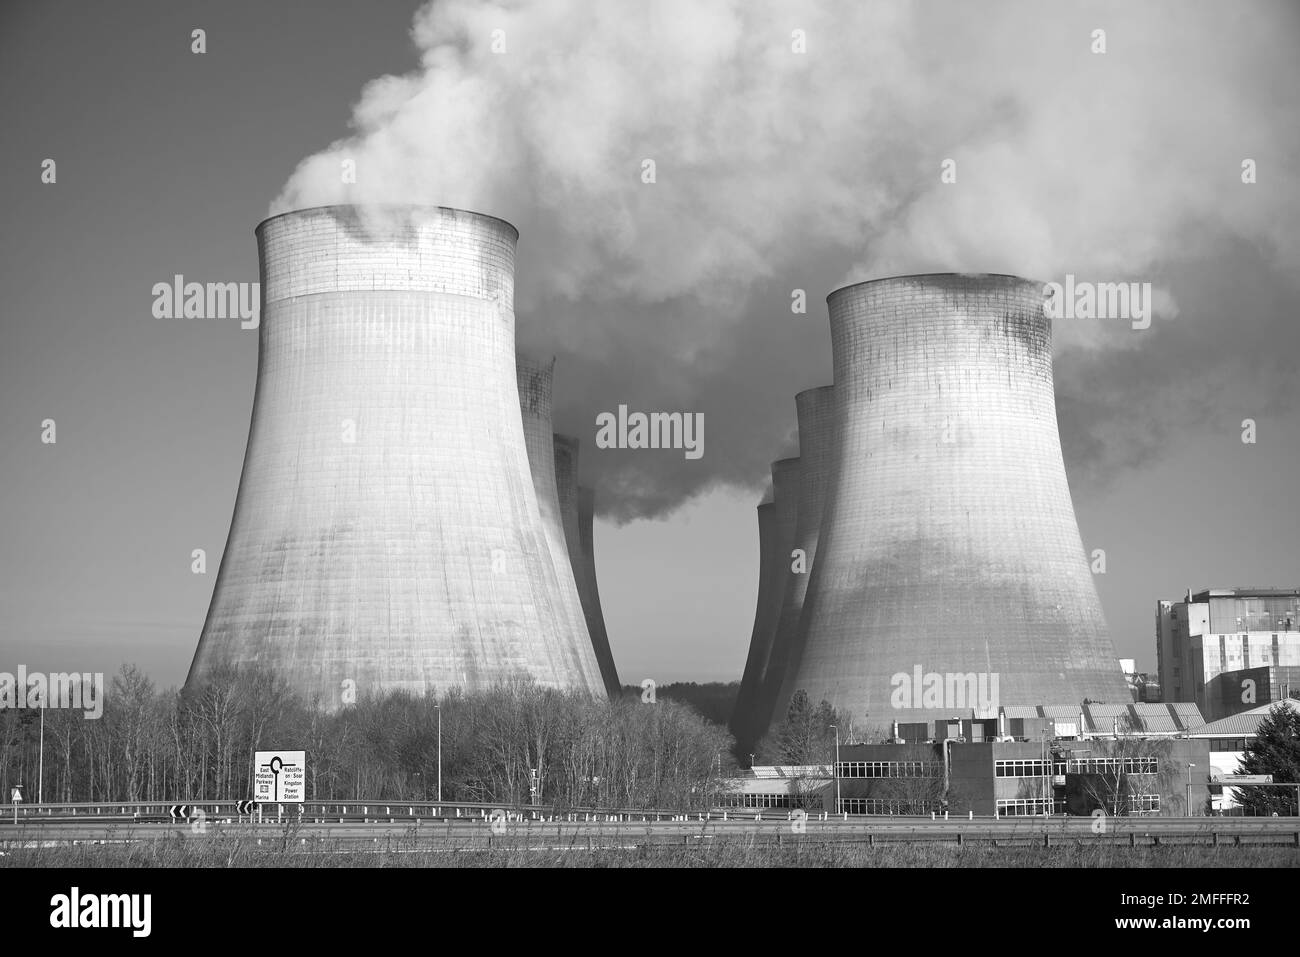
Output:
top-left (0, 799), bottom-right (701, 822)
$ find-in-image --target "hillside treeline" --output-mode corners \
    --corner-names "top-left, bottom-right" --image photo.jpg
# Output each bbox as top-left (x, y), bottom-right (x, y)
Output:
top-left (0, 665), bottom-right (736, 810)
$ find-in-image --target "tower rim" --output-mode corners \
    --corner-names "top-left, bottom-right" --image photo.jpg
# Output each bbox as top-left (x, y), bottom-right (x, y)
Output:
top-left (826, 272), bottom-right (1047, 304)
top-left (794, 384), bottom-right (834, 402)
top-left (255, 203), bottom-right (520, 242)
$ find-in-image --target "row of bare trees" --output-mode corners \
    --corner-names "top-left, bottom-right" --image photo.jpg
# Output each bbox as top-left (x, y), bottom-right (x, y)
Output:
top-left (0, 665), bottom-right (736, 810)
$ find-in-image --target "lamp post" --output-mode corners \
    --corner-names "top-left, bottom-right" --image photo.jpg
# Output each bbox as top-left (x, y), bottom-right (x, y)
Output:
top-left (714, 750), bottom-right (721, 810)
top-left (435, 702), bottom-right (442, 803)
top-left (37, 695), bottom-right (45, 805)
top-left (1041, 726), bottom-right (1050, 817)
top-left (829, 724), bottom-right (840, 814)
top-left (1186, 763), bottom-right (1197, 816)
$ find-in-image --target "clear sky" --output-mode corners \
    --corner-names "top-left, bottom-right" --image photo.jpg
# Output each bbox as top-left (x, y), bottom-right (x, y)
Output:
top-left (1, 0), bottom-right (1297, 692)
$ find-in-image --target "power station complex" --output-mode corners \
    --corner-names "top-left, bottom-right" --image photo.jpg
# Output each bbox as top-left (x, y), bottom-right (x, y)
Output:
top-left (187, 206), bottom-right (1127, 737)
top-left (733, 274), bottom-right (1130, 749)
top-left (188, 205), bottom-right (612, 707)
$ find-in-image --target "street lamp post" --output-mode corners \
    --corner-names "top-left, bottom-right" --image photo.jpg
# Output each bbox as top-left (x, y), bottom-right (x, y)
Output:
top-left (1041, 727), bottom-right (1052, 817)
top-left (37, 696), bottom-right (45, 805)
top-left (435, 702), bottom-right (442, 803)
top-left (829, 724), bottom-right (841, 814)
top-left (1186, 763), bottom-right (1197, 816)
top-left (713, 750), bottom-right (720, 810)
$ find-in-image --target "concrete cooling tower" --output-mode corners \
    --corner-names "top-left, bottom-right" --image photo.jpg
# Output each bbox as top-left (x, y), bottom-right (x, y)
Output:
top-left (730, 501), bottom-right (778, 751)
top-left (777, 274), bottom-right (1129, 727)
top-left (759, 386), bottom-right (835, 737)
top-left (517, 359), bottom-right (606, 695)
top-left (187, 204), bottom-right (605, 707)
top-left (578, 487), bottom-right (620, 695)
top-left (730, 457), bottom-right (800, 751)
top-left (553, 435), bottom-right (620, 695)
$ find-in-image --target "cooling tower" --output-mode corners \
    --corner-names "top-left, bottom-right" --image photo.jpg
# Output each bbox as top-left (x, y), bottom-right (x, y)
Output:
top-left (730, 458), bottom-right (800, 750)
top-left (759, 386), bottom-right (835, 737)
top-left (578, 486), bottom-right (621, 696)
top-left (517, 359), bottom-right (607, 695)
top-left (188, 204), bottom-right (605, 707)
top-left (729, 501), bottom-right (778, 751)
top-left (777, 274), bottom-right (1129, 726)
top-left (553, 434), bottom-right (621, 695)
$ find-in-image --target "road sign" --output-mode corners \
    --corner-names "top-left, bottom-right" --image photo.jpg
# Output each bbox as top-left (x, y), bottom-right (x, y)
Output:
top-left (10, 787), bottom-right (22, 804)
top-left (1213, 773), bottom-right (1274, 784)
top-left (254, 750), bottom-right (306, 803)
top-left (169, 804), bottom-right (191, 819)
top-left (236, 799), bottom-right (260, 814)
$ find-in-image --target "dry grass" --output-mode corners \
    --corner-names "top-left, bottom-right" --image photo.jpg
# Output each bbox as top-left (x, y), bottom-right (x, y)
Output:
top-left (3, 829), bottom-right (1298, 868)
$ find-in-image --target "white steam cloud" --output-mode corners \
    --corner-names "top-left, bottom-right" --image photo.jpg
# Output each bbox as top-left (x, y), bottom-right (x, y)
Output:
top-left (273, 0), bottom-right (1300, 518)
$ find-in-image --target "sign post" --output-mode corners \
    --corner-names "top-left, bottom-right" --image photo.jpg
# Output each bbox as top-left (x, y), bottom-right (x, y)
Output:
top-left (1213, 773), bottom-right (1274, 784)
top-left (254, 751), bottom-right (306, 824)
top-left (1207, 773), bottom-right (1300, 815)
top-left (10, 785), bottom-right (21, 825)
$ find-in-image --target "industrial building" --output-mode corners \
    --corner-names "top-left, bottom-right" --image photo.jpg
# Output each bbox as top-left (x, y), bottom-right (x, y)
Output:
top-left (1120, 658), bottom-right (1161, 703)
top-left (1156, 587), bottom-right (1300, 720)
top-left (1184, 698), bottom-right (1300, 813)
top-left (719, 703), bottom-right (1211, 817)
top-left (772, 274), bottom-right (1129, 728)
top-left (188, 205), bottom-right (606, 707)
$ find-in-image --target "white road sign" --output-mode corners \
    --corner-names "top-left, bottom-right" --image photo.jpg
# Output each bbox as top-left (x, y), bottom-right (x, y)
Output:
top-left (254, 750), bottom-right (306, 803)
top-left (1213, 773), bottom-right (1273, 784)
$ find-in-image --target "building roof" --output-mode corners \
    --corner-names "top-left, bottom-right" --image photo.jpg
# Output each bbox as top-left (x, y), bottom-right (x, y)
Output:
top-left (751, 765), bottom-right (832, 779)
top-left (1130, 703), bottom-right (1179, 733)
top-left (719, 778), bottom-right (831, 795)
top-left (1169, 702), bottom-right (1204, 728)
top-left (1001, 705), bottom-right (1042, 719)
top-left (842, 703), bottom-right (1209, 739)
top-left (1041, 705), bottom-right (1081, 722)
top-left (1185, 699), bottom-right (1300, 737)
top-left (1192, 587), bottom-right (1300, 601)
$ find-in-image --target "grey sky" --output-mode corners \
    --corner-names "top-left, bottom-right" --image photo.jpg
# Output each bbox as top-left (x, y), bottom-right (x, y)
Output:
top-left (1, 0), bottom-right (1297, 693)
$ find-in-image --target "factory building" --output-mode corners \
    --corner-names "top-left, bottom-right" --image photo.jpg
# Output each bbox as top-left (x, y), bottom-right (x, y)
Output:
top-left (1156, 587), bottom-right (1300, 719)
top-left (718, 703), bottom-right (1210, 817)
top-left (188, 205), bottom-right (606, 706)
top-left (1184, 699), bottom-right (1300, 814)
top-left (1120, 658), bottom-right (1162, 703)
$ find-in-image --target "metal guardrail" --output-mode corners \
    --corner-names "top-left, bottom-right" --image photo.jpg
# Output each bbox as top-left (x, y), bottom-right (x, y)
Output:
top-left (4, 804), bottom-right (1300, 849)
top-left (6, 801), bottom-right (1299, 825)
top-left (0, 799), bottom-right (701, 822)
